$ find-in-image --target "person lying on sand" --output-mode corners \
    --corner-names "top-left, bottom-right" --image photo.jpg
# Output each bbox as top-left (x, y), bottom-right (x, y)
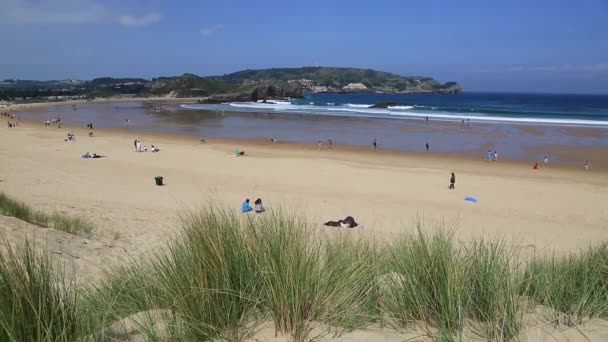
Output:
top-left (82, 152), bottom-right (104, 159)
top-left (151, 144), bottom-right (160, 152)
top-left (324, 216), bottom-right (359, 228)
top-left (225, 149), bottom-right (246, 157)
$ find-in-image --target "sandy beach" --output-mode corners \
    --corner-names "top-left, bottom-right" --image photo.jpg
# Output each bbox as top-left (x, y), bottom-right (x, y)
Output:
top-left (2, 100), bottom-right (608, 255)
top-left (2, 100), bottom-right (608, 340)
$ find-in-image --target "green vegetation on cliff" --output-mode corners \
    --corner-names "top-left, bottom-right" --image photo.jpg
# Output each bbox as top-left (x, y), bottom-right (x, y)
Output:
top-left (222, 67), bottom-right (463, 93)
top-left (0, 67), bottom-right (462, 101)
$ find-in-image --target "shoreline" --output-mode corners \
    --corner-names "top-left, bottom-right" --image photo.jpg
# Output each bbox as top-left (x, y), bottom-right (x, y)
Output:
top-left (7, 98), bottom-right (608, 172)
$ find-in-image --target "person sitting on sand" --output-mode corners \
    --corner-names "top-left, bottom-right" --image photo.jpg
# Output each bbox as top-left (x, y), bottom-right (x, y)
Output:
top-left (200, 137), bottom-right (206, 144)
top-left (254, 198), bottom-right (265, 213)
top-left (533, 163), bottom-right (539, 169)
top-left (242, 199), bottom-right (252, 213)
top-left (89, 130), bottom-right (93, 137)
top-left (144, 145), bottom-right (148, 152)
top-left (82, 152), bottom-right (91, 158)
top-left (151, 144), bottom-right (160, 152)
top-left (235, 148), bottom-right (245, 156)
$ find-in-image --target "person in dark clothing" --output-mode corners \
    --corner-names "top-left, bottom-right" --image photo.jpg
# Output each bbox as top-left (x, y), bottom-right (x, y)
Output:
top-left (372, 138), bottom-right (377, 150)
top-left (324, 216), bottom-right (358, 228)
top-left (449, 172), bottom-right (456, 189)
top-left (426, 142), bottom-right (429, 151)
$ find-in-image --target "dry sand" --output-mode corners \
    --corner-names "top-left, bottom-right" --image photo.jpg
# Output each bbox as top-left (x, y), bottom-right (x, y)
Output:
top-left (2, 100), bottom-right (608, 340)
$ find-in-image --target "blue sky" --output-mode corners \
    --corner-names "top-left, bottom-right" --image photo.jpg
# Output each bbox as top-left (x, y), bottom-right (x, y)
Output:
top-left (1, 0), bottom-right (607, 93)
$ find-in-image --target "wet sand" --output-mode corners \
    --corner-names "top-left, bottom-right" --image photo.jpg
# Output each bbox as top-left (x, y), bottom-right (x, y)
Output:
top-left (13, 100), bottom-right (608, 168)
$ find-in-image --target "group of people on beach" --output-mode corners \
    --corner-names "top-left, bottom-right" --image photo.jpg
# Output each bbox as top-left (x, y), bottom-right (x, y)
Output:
top-left (242, 198), bottom-right (265, 213)
top-left (4, 111), bottom-right (19, 127)
top-left (486, 150), bottom-right (499, 162)
top-left (2, 112), bottom-right (16, 119)
top-left (133, 139), bottom-right (159, 152)
top-left (317, 139), bottom-right (334, 150)
top-left (531, 155), bottom-right (590, 171)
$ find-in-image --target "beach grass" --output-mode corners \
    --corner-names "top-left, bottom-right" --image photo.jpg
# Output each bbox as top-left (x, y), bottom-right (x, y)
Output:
top-left (3, 205), bottom-right (608, 340)
top-left (0, 192), bottom-right (94, 235)
top-left (522, 242), bottom-right (608, 324)
top-left (0, 239), bottom-right (80, 342)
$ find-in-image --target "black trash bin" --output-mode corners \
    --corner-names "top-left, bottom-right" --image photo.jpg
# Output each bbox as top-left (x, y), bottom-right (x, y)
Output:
top-left (155, 176), bottom-right (163, 186)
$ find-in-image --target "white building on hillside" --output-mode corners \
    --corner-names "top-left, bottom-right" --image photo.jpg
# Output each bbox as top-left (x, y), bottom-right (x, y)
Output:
top-left (342, 83), bottom-right (368, 91)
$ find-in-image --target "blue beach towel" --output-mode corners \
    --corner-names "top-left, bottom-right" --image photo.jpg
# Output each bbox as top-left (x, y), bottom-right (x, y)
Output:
top-left (464, 197), bottom-right (478, 203)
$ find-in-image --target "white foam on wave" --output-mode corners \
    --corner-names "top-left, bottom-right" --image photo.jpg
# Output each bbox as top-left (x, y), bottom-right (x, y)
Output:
top-left (388, 105), bottom-right (414, 110)
top-left (180, 103), bottom-right (608, 127)
top-left (345, 103), bottom-right (372, 108)
top-left (256, 100), bottom-right (292, 105)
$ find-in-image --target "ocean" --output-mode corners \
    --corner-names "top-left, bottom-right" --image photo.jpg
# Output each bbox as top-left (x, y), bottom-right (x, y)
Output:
top-left (182, 92), bottom-right (608, 127)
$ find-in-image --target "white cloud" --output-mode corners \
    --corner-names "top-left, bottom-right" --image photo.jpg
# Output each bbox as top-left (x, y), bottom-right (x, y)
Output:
top-left (472, 63), bottom-right (608, 74)
top-left (200, 24), bottom-right (224, 38)
top-left (0, 0), bottom-right (108, 24)
top-left (119, 13), bottom-right (161, 27)
top-left (0, 0), bottom-right (160, 27)
top-left (582, 63), bottom-right (608, 72)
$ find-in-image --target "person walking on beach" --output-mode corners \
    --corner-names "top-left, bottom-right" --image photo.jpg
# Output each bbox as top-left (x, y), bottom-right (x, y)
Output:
top-left (449, 172), bottom-right (456, 189)
top-left (136, 140), bottom-right (141, 152)
top-left (493, 151), bottom-right (498, 161)
top-left (134, 139), bottom-right (138, 151)
top-left (543, 155), bottom-right (549, 167)
top-left (373, 138), bottom-right (377, 150)
top-left (487, 149), bottom-right (493, 162)
top-left (426, 141), bottom-right (429, 151)
top-left (585, 160), bottom-right (590, 171)
top-left (328, 139), bottom-right (333, 150)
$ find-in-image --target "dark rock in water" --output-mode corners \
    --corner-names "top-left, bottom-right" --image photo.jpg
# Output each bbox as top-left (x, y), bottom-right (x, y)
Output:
top-left (202, 82), bottom-right (302, 104)
top-left (370, 101), bottom-right (415, 109)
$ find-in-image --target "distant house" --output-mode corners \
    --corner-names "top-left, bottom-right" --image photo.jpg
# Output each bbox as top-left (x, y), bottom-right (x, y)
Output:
top-left (342, 83), bottom-right (368, 91)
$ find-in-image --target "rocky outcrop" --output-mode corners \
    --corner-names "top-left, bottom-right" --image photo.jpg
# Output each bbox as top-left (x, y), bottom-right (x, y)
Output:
top-left (202, 82), bottom-right (302, 103)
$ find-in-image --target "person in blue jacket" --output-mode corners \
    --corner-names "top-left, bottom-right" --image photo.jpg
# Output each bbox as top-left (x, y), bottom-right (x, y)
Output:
top-left (242, 199), bottom-right (252, 212)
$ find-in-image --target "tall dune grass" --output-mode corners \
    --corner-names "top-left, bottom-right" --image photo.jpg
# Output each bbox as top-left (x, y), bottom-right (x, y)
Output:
top-left (0, 240), bottom-right (80, 342)
top-left (522, 242), bottom-right (608, 323)
top-left (2, 205), bottom-right (608, 341)
top-left (0, 192), bottom-right (94, 235)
